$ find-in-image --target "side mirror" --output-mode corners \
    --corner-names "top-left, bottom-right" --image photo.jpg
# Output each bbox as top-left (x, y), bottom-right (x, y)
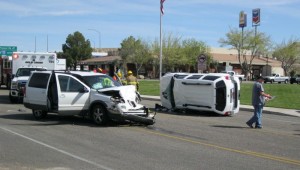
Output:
top-left (79, 87), bottom-right (89, 93)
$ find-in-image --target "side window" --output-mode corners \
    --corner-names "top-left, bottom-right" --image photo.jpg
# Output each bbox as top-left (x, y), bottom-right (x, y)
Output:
top-left (58, 75), bottom-right (68, 92)
top-left (58, 75), bottom-right (84, 92)
top-left (68, 78), bottom-right (84, 92)
top-left (28, 73), bottom-right (50, 89)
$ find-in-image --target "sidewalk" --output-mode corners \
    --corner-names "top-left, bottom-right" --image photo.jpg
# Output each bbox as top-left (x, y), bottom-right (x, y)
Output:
top-left (141, 95), bottom-right (300, 117)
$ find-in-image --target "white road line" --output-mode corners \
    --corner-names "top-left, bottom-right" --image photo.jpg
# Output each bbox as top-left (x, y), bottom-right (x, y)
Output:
top-left (0, 126), bottom-right (113, 170)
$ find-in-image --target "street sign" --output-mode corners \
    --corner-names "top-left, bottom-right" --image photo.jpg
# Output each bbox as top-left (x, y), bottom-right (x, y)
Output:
top-left (0, 46), bottom-right (17, 57)
top-left (252, 8), bottom-right (260, 26)
top-left (197, 54), bottom-right (207, 71)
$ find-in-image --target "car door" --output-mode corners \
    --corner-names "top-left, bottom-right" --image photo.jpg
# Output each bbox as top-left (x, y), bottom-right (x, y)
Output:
top-left (25, 72), bottom-right (51, 110)
top-left (55, 73), bottom-right (90, 115)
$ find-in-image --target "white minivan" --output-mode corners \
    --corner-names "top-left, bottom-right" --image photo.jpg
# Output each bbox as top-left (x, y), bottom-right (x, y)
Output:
top-left (23, 71), bottom-right (155, 125)
top-left (160, 73), bottom-right (240, 116)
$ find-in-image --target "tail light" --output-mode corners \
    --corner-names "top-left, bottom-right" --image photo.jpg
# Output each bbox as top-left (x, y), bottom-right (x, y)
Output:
top-left (22, 86), bottom-right (26, 97)
top-left (225, 75), bottom-right (230, 80)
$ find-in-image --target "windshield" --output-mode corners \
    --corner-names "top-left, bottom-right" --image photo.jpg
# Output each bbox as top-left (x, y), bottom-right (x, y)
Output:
top-left (16, 68), bottom-right (47, 77)
top-left (82, 75), bottom-right (121, 90)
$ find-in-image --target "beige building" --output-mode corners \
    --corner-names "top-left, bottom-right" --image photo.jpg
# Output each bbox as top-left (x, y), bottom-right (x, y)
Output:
top-left (80, 47), bottom-right (286, 79)
top-left (211, 47), bottom-right (283, 80)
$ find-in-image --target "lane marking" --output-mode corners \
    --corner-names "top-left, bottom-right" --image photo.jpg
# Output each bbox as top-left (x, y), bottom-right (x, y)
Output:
top-left (134, 127), bottom-right (300, 166)
top-left (0, 126), bottom-right (113, 170)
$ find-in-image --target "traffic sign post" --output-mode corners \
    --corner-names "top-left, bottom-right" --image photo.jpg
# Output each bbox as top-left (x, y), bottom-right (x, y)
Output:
top-left (0, 46), bottom-right (17, 57)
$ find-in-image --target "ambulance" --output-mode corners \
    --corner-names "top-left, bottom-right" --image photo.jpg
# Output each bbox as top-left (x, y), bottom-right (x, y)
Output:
top-left (160, 72), bottom-right (240, 116)
top-left (9, 52), bottom-right (66, 103)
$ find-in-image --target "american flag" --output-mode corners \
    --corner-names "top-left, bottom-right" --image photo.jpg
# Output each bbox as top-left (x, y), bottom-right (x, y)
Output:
top-left (161, 0), bottom-right (166, 15)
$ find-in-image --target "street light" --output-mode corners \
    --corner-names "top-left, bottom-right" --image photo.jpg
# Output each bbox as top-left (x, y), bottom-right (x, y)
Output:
top-left (88, 29), bottom-right (101, 52)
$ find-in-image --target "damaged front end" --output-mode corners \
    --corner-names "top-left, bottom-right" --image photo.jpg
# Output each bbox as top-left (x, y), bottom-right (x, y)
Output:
top-left (100, 85), bottom-right (156, 125)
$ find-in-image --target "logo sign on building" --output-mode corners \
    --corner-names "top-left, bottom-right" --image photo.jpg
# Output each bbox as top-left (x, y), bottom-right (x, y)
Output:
top-left (197, 54), bottom-right (207, 71)
top-left (252, 8), bottom-right (260, 26)
top-left (239, 11), bottom-right (247, 28)
top-left (0, 46), bottom-right (17, 57)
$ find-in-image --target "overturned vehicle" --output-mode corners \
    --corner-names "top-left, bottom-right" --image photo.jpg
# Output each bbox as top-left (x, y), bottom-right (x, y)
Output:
top-left (160, 73), bottom-right (240, 116)
top-left (23, 71), bottom-right (155, 125)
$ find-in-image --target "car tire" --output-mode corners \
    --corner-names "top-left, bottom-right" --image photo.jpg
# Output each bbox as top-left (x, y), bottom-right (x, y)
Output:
top-left (91, 104), bottom-right (108, 125)
top-left (9, 93), bottom-right (18, 103)
top-left (32, 110), bottom-right (47, 120)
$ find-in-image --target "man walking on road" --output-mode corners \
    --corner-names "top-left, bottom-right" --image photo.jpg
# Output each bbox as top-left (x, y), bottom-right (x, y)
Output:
top-left (246, 76), bottom-right (272, 129)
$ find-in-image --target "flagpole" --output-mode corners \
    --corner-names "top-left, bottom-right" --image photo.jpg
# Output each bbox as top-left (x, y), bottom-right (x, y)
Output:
top-left (159, 9), bottom-right (163, 79)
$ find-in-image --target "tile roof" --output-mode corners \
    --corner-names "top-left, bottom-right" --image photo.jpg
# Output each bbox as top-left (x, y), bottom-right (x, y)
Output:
top-left (81, 56), bottom-right (121, 64)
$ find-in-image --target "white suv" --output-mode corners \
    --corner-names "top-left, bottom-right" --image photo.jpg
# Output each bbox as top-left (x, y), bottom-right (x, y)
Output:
top-left (23, 71), bottom-right (155, 125)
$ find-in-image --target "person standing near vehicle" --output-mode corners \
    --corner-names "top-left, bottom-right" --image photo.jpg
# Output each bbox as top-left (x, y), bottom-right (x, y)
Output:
top-left (126, 70), bottom-right (139, 90)
top-left (246, 76), bottom-right (272, 129)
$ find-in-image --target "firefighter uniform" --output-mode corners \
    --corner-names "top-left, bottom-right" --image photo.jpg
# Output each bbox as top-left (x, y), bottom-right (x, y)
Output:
top-left (126, 70), bottom-right (139, 90)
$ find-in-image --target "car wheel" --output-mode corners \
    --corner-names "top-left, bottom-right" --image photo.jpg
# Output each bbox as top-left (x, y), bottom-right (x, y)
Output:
top-left (91, 104), bottom-right (108, 125)
top-left (32, 110), bottom-right (47, 120)
top-left (9, 93), bottom-right (18, 103)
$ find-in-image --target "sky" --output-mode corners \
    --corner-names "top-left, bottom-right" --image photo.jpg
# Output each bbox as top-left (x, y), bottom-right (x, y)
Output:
top-left (0, 0), bottom-right (300, 52)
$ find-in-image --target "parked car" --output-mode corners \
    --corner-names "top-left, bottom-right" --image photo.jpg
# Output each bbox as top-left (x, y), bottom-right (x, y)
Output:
top-left (23, 71), bottom-right (155, 125)
top-left (221, 71), bottom-right (246, 82)
top-left (264, 74), bottom-right (290, 84)
top-left (290, 74), bottom-right (300, 84)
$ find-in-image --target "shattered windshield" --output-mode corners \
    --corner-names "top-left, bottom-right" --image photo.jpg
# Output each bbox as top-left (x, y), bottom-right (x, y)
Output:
top-left (82, 75), bottom-right (121, 90)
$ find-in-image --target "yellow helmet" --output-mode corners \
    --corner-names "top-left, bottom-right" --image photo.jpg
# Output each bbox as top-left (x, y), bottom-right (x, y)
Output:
top-left (117, 72), bottom-right (122, 77)
top-left (128, 70), bottom-right (133, 74)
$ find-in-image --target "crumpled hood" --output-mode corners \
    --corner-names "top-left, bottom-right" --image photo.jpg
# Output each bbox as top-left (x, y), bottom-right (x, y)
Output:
top-left (98, 85), bottom-right (137, 101)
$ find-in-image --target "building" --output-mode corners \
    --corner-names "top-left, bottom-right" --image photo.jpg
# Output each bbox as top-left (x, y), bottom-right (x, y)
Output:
top-left (211, 48), bottom-right (283, 80)
top-left (80, 47), bottom-right (286, 79)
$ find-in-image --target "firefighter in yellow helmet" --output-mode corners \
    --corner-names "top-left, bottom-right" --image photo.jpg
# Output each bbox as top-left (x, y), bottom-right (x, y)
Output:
top-left (126, 70), bottom-right (139, 90)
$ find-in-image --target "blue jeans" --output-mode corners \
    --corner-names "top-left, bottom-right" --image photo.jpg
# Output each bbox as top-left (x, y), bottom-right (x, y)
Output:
top-left (247, 104), bottom-right (263, 128)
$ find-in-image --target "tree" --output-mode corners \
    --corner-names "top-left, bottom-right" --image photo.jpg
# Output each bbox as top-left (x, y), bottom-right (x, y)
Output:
top-left (119, 36), bottom-right (152, 75)
top-left (151, 34), bottom-right (210, 73)
top-left (272, 38), bottom-right (300, 76)
top-left (62, 31), bottom-right (93, 70)
top-left (219, 28), bottom-right (271, 78)
top-left (181, 38), bottom-right (210, 72)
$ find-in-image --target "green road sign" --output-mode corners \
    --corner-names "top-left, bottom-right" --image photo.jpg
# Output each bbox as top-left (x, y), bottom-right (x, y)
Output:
top-left (0, 46), bottom-right (17, 57)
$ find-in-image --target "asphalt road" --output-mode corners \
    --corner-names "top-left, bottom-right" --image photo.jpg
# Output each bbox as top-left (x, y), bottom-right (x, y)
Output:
top-left (0, 89), bottom-right (299, 170)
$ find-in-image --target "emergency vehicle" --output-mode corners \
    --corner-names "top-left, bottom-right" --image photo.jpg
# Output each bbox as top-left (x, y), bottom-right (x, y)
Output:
top-left (0, 56), bottom-right (12, 89)
top-left (9, 52), bottom-right (66, 103)
top-left (160, 72), bottom-right (240, 116)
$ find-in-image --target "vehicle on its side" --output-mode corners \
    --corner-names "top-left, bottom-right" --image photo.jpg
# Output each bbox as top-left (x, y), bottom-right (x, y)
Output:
top-left (290, 74), bottom-right (300, 84)
top-left (221, 71), bottom-right (246, 82)
top-left (23, 71), bottom-right (155, 125)
top-left (9, 52), bottom-right (66, 103)
top-left (160, 72), bottom-right (240, 116)
top-left (264, 73), bottom-right (290, 84)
